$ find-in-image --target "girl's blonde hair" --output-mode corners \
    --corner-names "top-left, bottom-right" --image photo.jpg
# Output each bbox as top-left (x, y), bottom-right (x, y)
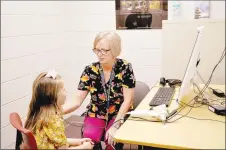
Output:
top-left (93, 31), bottom-right (121, 57)
top-left (24, 72), bottom-right (64, 132)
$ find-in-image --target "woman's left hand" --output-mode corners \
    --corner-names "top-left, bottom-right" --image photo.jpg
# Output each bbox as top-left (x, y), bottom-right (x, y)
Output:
top-left (105, 126), bottom-right (118, 146)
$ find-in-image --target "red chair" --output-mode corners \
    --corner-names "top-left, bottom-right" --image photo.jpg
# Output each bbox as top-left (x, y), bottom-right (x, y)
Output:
top-left (9, 112), bottom-right (37, 149)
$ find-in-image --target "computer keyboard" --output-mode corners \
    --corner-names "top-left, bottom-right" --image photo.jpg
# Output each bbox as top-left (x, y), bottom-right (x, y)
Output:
top-left (149, 87), bottom-right (175, 107)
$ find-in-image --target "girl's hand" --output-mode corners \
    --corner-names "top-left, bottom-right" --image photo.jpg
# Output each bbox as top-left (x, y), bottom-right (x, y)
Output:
top-left (82, 142), bottom-right (94, 149)
top-left (67, 138), bottom-right (93, 146)
top-left (81, 138), bottom-right (92, 144)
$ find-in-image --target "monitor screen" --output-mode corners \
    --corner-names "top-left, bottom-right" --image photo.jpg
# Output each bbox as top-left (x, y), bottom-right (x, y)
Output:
top-left (174, 26), bottom-right (205, 109)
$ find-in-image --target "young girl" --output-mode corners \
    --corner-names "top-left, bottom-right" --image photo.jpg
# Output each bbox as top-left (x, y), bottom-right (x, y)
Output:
top-left (24, 70), bottom-right (93, 149)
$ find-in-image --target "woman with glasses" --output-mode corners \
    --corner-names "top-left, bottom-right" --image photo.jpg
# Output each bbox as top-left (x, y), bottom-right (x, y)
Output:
top-left (63, 31), bottom-right (136, 150)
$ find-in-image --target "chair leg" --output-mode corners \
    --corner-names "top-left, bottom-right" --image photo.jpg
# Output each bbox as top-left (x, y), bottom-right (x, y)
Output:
top-left (138, 145), bottom-right (143, 150)
top-left (16, 130), bottom-right (23, 150)
top-left (115, 142), bottom-right (124, 150)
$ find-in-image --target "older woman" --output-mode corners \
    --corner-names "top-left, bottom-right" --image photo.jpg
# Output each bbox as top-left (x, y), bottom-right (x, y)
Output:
top-left (63, 31), bottom-right (136, 149)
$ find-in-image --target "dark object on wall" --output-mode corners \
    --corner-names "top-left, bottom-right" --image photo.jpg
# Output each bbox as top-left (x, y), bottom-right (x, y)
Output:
top-left (125, 13), bottom-right (152, 29)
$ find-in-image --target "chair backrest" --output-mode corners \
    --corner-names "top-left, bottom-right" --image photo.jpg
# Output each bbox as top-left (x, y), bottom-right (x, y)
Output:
top-left (133, 81), bottom-right (150, 109)
top-left (9, 112), bottom-right (38, 150)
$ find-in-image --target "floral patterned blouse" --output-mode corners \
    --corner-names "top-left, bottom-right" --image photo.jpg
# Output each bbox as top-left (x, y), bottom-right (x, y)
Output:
top-left (33, 111), bottom-right (69, 149)
top-left (78, 58), bottom-right (136, 120)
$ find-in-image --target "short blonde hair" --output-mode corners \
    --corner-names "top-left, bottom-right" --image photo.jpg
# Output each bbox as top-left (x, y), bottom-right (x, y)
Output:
top-left (93, 31), bottom-right (121, 57)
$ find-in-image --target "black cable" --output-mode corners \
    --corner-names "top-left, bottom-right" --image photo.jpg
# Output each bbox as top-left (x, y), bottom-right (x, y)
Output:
top-left (194, 48), bottom-right (225, 97)
top-left (128, 112), bottom-right (225, 124)
top-left (166, 93), bottom-right (203, 121)
top-left (166, 97), bottom-right (197, 122)
top-left (192, 84), bottom-right (225, 107)
top-left (182, 48), bottom-right (224, 108)
top-left (189, 48), bottom-right (225, 107)
top-left (176, 114), bottom-right (225, 123)
top-left (176, 81), bottom-right (207, 110)
top-left (127, 117), bottom-right (162, 123)
top-left (129, 115), bottom-right (225, 124)
top-left (180, 96), bottom-right (204, 108)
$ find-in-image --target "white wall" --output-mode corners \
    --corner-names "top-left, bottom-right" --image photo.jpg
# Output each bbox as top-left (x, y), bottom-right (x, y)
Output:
top-left (1, 1), bottom-right (70, 148)
top-left (1, 1), bottom-right (225, 149)
top-left (162, 19), bottom-right (225, 84)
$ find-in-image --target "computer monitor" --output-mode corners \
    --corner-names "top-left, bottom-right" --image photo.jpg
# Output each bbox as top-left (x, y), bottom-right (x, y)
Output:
top-left (173, 25), bottom-right (205, 110)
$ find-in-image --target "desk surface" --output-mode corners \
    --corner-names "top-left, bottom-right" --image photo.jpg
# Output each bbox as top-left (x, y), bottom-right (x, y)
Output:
top-left (114, 84), bottom-right (225, 149)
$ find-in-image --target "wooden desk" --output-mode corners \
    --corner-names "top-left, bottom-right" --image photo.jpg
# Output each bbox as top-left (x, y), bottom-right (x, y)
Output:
top-left (114, 84), bottom-right (225, 149)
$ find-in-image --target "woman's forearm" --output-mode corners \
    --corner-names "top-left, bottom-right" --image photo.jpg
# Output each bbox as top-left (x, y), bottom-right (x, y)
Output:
top-left (114, 100), bottom-right (131, 127)
top-left (62, 101), bottom-right (80, 115)
top-left (63, 90), bottom-right (89, 114)
top-left (63, 90), bottom-right (89, 115)
top-left (114, 87), bottom-right (134, 127)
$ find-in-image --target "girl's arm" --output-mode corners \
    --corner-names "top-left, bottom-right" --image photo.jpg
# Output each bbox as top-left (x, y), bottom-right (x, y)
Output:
top-left (58, 142), bottom-right (93, 150)
top-left (68, 142), bottom-right (93, 149)
top-left (67, 138), bottom-right (92, 146)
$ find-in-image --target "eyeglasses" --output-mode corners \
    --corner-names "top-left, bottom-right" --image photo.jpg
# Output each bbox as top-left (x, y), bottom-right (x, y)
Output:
top-left (93, 48), bottom-right (110, 55)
